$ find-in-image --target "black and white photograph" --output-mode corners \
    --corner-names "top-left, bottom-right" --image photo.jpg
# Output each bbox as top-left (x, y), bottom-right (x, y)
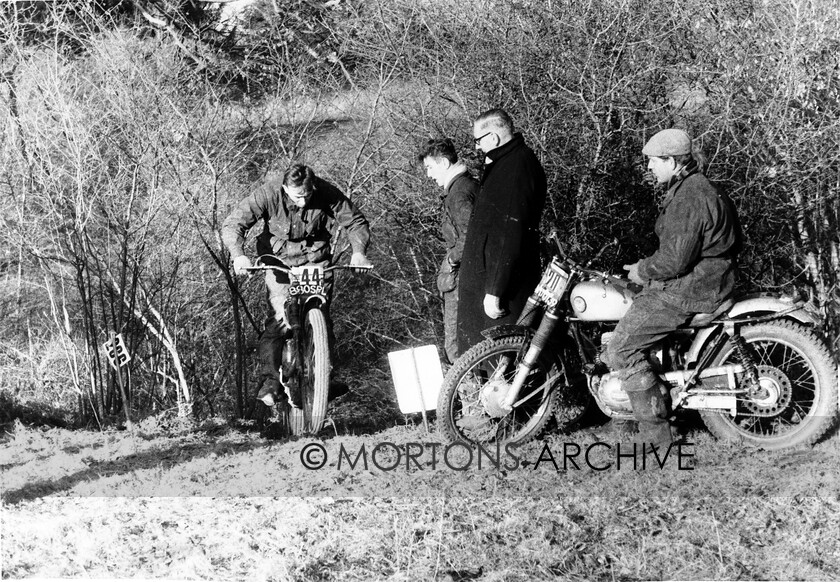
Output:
top-left (2, 0), bottom-right (839, 580)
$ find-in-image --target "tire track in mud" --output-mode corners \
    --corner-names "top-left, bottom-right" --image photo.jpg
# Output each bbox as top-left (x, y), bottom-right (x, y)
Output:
top-left (4, 422), bottom-right (840, 504)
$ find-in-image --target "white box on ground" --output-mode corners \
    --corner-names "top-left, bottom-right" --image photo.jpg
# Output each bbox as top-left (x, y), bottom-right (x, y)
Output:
top-left (388, 345), bottom-right (444, 414)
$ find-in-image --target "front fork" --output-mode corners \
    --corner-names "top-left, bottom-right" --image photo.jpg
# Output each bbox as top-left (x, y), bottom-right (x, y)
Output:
top-left (281, 294), bottom-right (329, 406)
top-left (500, 298), bottom-right (563, 410)
top-left (281, 297), bottom-right (303, 404)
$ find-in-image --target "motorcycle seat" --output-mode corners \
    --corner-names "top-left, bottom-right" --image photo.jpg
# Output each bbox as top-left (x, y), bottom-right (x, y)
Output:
top-left (684, 297), bottom-right (736, 328)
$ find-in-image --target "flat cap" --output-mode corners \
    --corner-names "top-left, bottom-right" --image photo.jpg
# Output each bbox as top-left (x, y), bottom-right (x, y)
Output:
top-left (642, 128), bottom-right (692, 157)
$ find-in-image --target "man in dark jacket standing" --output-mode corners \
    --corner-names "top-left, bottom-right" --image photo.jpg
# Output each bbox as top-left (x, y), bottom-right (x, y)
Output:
top-left (418, 138), bottom-right (477, 364)
top-left (605, 128), bottom-right (741, 452)
top-left (457, 109), bottom-right (547, 354)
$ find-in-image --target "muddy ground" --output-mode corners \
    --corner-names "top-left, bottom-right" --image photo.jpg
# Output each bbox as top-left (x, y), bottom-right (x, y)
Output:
top-left (3, 410), bottom-right (840, 580)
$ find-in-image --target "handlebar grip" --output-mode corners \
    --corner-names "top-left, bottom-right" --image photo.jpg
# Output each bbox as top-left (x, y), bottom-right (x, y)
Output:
top-left (243, 264), bottom-right (373, 273)
top-left (327, 264), bottom-right (374, 272)
top-left (243, 265), bottom-right (290, 273)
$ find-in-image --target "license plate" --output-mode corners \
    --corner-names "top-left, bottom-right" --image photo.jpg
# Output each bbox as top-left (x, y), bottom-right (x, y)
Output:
top-left (534, 261), bottom-right (570, 306)
top-left (289, 265), bottom-right (325, 296)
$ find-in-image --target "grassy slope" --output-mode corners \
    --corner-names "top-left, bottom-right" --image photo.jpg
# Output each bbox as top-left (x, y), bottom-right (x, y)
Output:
top-left (2, 417), bottom-right (840, 581)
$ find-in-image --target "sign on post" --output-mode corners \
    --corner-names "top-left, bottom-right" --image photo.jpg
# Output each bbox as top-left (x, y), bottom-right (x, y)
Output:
top-left (388, 345), bottom-right (443, 415)
top-left (104, 332), bottom-right (134, 430)
top-left (103, 333), bottom-right (131, 370)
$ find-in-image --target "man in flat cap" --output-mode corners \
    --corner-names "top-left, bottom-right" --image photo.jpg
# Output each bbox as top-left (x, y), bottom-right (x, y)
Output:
top-left (604, 128), bottom-right (742, 453)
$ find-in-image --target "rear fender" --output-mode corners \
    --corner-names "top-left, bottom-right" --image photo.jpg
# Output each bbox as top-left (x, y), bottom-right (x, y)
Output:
top-left (726, 293), bottom-right (820, 326)
top-left (684, 294), bottom-right (821, 367)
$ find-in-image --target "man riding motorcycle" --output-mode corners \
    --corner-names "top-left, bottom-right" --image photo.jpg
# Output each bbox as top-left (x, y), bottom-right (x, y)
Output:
top-left (222, 164), bottom-right (372, 407)
top-left (604, 128), bottom-right (742, 452)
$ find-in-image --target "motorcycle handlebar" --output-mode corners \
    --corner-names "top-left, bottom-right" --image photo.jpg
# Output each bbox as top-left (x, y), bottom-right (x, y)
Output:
top-left (548, 231), bottom-right (620, 273)
top-left (584, 237), bottom-right (618, 269)
top-left (244, 264), bottom-right (373, 274)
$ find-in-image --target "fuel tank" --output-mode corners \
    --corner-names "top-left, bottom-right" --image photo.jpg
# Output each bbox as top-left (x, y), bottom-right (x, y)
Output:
top-left (569, 278), bottom-right (636, 322)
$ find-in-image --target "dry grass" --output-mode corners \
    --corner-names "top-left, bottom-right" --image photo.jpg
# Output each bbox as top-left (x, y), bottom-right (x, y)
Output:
top-left (2, 417), bottom-right (840, 580)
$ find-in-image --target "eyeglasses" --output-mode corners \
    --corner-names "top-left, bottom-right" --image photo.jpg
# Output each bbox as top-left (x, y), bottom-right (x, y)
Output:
top-left (473, 132), bottom-right (493, 145)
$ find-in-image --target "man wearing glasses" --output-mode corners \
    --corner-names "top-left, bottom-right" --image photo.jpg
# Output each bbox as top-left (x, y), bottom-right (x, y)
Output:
top-left (457, 108), bottom-right (547, 354)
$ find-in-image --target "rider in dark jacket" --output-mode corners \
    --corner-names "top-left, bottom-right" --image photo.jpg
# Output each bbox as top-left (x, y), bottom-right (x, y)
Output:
top-left (636, 167), bottom-right (740, 313)
top-left (222, 164), bottom-right (372, 407)
top-left (605, 128), bottom-right (741, 452)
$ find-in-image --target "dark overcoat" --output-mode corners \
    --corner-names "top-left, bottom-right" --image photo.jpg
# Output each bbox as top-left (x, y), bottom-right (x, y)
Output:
top-left (456, 133), bottom-right (546, 353)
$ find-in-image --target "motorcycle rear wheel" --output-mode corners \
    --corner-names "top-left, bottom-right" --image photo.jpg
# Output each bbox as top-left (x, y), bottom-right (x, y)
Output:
top-left (700, 320), bottom-right (838, 449)
top-left (287, 308), bottom-right (331, 436)
top-left (437, 335), bottom-right (585, 445)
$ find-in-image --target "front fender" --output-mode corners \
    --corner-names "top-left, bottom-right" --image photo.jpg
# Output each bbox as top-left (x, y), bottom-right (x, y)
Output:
top-left (480, 324), bottom-right (532, 341)
top-left (685, 293), bottom-right (821, 367)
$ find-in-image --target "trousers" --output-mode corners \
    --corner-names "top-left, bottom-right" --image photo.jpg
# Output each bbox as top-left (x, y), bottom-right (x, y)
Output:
top-left (442, 286), bottom-right (459, 364)
top-left (603, 289), bottom-right (694, 392)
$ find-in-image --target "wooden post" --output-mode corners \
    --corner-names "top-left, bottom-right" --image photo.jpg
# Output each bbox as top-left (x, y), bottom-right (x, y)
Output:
top-left (409, 347), bottom-right (430, 433)
top-left (109, 331), bottom-right (134, 431)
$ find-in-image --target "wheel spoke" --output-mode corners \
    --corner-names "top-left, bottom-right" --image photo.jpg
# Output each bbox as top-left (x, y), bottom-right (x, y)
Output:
top-left (445, 338), bottom-right (566, 445)
top-left (713, 325), bottom-right (832, 441)
top-left (752, 341), bottom-right (773, 363)
top-left (776, 344), bottom-right (795, 370)
top-left (738, 414), bottom-right (760, 433)
top-left (788, 400), bottom-right (810, 421)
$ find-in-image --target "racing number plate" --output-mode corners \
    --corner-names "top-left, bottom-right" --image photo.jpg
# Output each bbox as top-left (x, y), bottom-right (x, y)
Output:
top-left (534, 261), bottom-right (570, 306)
top-left (289, 265), bottom-right (325, 296)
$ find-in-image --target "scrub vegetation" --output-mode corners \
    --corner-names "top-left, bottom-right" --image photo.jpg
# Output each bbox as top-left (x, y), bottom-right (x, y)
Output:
top-left (1, 0), bottom-right (838, 426)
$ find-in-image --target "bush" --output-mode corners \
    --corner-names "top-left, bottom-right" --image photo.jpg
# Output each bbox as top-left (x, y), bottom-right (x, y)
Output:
top-left (1, 0), bottom-right (837, 426)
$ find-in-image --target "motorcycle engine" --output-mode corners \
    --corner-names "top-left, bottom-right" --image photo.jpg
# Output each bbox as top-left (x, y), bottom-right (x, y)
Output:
top-left (591, 331), bottom-right (632, 413)
top-left (592, 371), bottom-right (633, 413)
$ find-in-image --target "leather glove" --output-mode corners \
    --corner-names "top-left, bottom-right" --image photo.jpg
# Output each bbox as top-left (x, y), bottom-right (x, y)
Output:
top-left (624, 262), bottom-right (644, 286)
top-left (483, 294), bottom-right (506, 319)
top-left (350, 252), bottom-right (374, 273)
top-left (233, 255), bottom-right (252, 275)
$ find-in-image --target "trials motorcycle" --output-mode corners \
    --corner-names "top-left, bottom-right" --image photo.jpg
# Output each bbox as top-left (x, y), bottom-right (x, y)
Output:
top-left (437, 235), bottom-right (838, 450)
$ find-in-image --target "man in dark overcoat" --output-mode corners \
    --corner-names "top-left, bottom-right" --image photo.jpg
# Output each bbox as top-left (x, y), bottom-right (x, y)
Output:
top-left (457, 109), bottom-right (547, 354)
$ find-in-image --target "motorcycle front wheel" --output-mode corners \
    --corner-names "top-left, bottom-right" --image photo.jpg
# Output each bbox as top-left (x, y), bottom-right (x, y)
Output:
top-left (700, 320), bottom-right (838, 449)
top-left (437, 334), bottom-right (587, 446)
top-left (287, 308), bottom-right (331, 436)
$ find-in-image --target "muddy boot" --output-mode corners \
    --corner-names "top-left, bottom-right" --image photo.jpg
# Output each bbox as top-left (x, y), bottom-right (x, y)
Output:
top-left (626, 384), bottom-right (673, 455)
top-left (257, 377), bottom-right (282, 407)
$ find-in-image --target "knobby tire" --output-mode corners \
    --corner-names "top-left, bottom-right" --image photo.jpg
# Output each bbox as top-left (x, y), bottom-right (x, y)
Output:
top-left (700, 320), bottom-right (837, 449)
top-left (437, 335), bottom-right (586, 446)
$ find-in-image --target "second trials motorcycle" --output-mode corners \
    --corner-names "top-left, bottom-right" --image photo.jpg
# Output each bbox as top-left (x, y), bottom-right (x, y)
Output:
top-left (437, 235), bottom-right (838, 450)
